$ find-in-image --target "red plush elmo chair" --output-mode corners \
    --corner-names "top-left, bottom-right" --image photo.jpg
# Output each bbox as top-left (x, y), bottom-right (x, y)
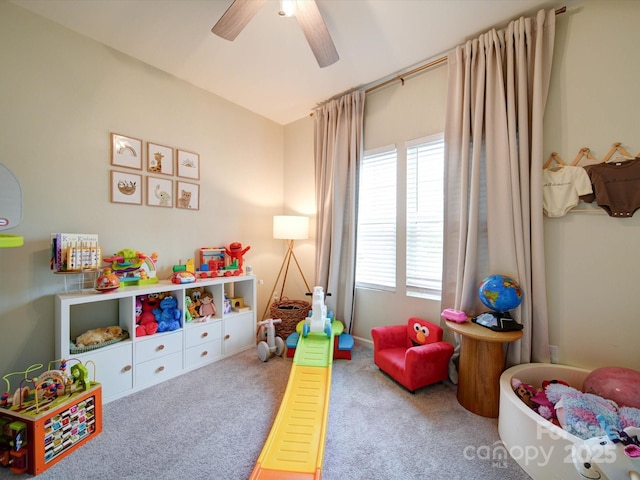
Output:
top-left (371, 317), bottom-right (454, 393)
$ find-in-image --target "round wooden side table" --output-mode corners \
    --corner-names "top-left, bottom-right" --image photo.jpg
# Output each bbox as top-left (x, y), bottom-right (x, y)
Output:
top-left (446, 320), bottom-right (523, 418)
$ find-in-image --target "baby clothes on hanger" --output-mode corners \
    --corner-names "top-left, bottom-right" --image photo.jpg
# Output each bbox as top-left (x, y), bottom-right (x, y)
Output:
top-left (543, 165), bottom-right (593, 217)
top-left (581, 158), bottom-right (640, 217)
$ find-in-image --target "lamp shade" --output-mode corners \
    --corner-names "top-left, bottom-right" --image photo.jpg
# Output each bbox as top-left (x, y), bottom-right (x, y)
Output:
top-left (273, 215), bottom-right (309, 240)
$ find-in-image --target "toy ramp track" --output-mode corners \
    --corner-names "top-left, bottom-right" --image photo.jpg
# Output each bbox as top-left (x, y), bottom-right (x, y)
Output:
top-left (250, 332), bottom-right (334, 480)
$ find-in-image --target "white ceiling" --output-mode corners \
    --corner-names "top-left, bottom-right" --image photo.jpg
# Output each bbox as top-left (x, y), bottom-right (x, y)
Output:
top-left (12, 0), bottom-right (563, 125)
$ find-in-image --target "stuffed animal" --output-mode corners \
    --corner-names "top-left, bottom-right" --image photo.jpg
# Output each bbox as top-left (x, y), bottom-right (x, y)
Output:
top-left (511, 378), bottom-right (537, 409)
top-left (153, 295), bottom-right (182, 332)
top-left (76, 326), bottom-right (123, 347)
top-left (187, 287), bottom-right (205, 319)
top-left (136, 294), bottom-right (159, 337)
top-left (531, 379), bottom-right (570, 424)
top-left (198, 292), bottom-right (216, 318)
top-left (184, 296), bottom-right (193, 323)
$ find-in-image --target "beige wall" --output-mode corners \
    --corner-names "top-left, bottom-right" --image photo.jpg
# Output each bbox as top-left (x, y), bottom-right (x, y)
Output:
top-left (340, 0), bottom-right (640, 372)
top-left (281, 117), bottom-right (316, 300)
top-left (2, 0), bottom-right (639, 377)
top-left (0, 2), bottom-right (287, 372)
top-left (543, 0), bottom-right (640, 370)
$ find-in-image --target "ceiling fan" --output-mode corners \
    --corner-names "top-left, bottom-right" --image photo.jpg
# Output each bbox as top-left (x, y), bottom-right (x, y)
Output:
top-left (211, 0), bottom-right (339, 68)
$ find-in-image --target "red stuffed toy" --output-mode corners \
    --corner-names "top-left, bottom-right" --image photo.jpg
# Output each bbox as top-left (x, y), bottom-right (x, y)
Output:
top-left (136, 294), bottom-right (159, 337)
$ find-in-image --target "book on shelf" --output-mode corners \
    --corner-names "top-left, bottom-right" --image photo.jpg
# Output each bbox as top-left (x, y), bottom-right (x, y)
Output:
top-left (232, 306), bottom-right (251, 313)
top-left (50, 233), bottom-right (101, 272)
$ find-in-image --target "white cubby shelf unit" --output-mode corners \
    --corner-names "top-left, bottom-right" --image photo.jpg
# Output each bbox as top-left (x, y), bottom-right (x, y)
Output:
top-left (55, 275), bottom-right (256, 403)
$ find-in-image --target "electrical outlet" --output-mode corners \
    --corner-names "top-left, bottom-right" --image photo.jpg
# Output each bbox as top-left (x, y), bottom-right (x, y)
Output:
top-left (549, 345), bottom-right (559, 364)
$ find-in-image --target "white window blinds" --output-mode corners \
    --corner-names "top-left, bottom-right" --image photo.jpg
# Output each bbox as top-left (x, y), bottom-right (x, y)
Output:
top-left (406, 133), bottom-right (444, 298)
top-left (355, 145), bottom-right (397, 290)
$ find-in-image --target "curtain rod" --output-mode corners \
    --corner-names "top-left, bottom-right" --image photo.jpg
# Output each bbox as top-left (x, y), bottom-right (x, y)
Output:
top-left (311, 6), bottom-right (566, 114)
top-left (364, 6), bottom-right (566, 96)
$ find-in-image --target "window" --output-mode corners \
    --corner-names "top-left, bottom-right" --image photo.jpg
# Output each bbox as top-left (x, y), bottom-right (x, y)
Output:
top-left (355, 146), bottom-right (397, 290)
top-left (406, 133), bottom-right (444, 298)
top-left (355, 134), bottom-right (444, 298)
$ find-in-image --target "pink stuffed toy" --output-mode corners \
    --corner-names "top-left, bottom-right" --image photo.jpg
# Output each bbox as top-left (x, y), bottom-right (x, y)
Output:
top-left (531, 380), bottom-right (569, 425)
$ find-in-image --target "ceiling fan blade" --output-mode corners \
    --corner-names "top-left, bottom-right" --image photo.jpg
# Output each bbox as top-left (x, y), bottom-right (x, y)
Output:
top-left (295, 0), bottom-right (339, 68)
top-left (211, 0), bottom-right (267, 41)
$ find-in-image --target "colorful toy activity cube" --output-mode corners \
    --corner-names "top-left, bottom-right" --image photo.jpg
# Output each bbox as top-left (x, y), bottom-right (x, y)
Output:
top-left (0, 383), bottom-right (102, 475)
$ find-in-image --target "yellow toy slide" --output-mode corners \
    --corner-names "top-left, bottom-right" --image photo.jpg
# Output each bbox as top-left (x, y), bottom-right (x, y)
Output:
top-left (249, 321), bottom-right (342, 480)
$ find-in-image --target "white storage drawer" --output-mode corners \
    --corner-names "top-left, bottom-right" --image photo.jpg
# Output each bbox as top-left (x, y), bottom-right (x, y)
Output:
top-left (134, 351), bottom-right (182, 388)
top-left (185, 340), bottom-right (222, 369)
top-left (78, 342), bottom-right (133, 400)
top-left (135, 331), bottom-right (182, 363)
top-left (185, 321), bottom-right (222, 347)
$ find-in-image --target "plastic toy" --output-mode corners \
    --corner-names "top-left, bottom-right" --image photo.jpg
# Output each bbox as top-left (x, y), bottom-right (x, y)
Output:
top-left (171, 270), bottom-right (196, 284)
top-left (225, 242), bottom-right (250, 273)
top-left (103, 249), bottom-right (159, 285)
top-left (256, 318), bottom-right (285, 362)
top-left (250, 286), bottom-right (339, 479)
top-left (94, 267), bottom-right (120, 293)
top-left (302, 286), bottom-right (332, 338)
top-left (153, 295), bottom-right (182, 332)
top-left (441, 308), bottom-right (467, 323)
top-left (0, 162), bottom-right (24, 248)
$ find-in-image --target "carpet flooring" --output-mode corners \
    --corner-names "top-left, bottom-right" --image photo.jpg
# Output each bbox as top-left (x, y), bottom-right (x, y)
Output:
top-left (0, 343), bottom-right (531, 479)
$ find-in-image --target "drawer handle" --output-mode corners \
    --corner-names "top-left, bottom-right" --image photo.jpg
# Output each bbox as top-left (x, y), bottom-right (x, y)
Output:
top-left (224, 334), bottom-right (230, 340)
top-left (156, 344), bottom-right (165, 351)
top-left (201, 351), bottom-right (208, 357)
top-left (157, 366), bottom-right (165, 373)
top-left (201, 332), bottom-right (208, 338)
top-left (123, 365), bottom-right (132, 372)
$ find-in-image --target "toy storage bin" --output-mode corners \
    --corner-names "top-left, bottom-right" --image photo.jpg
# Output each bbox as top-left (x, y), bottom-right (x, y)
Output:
top-left (268, 298), bottom-right (310, 340)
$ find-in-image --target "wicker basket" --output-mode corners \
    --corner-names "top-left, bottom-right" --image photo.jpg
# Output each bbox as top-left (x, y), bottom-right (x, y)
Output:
top-left (269, 298), bottom-right (311, 340)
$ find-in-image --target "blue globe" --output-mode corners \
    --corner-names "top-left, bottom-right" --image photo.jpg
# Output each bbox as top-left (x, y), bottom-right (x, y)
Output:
top-left (478, 274), bottom-right (523, 312)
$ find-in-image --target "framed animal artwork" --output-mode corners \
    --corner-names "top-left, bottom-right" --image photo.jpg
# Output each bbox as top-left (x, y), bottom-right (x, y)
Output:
top-left (147, 142), bottom-right (174, 176)
top-left (110, 170), bottom-right (142, 205)
top-left (146, 176), bottom-right (173, 208)
top-left (175, 181), bottom-right (199, 210)
top-left (177, 149), bottom-right (200, 179)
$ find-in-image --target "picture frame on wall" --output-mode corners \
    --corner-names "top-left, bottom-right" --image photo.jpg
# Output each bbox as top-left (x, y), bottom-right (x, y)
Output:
top-left (146, 176), bottom-right (173, 208)
top-left (111, 133), bottom-right (143, 170)
top-left (175, 181), bottom-right (199, 210)
top-left (147, 142), bottom-right (174, 176)
top-left (110, 170), bottom-right (142, 205)
top-left (177, 149), bottom-right (200, 179)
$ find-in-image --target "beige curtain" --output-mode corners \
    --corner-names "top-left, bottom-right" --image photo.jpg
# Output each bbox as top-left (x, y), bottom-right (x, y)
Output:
top-left (442, 9), bottom-right (556, 378)
top-left (312, 91), bottom-right (365, 332)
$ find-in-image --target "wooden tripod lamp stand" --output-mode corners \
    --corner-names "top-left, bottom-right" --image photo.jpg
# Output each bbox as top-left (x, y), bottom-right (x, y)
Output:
top-left (262, 215), bottom-right (311, 320)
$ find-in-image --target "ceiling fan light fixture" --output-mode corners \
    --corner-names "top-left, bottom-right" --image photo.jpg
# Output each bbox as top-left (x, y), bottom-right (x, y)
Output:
top-left (279, 0), bottom-right (297, 17)
top-left (212, 0), bottom-right (338, 68)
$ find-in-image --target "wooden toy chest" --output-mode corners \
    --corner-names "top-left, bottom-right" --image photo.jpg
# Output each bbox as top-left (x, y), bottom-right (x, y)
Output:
top-left (0, 384), bottom-right (102, 475)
